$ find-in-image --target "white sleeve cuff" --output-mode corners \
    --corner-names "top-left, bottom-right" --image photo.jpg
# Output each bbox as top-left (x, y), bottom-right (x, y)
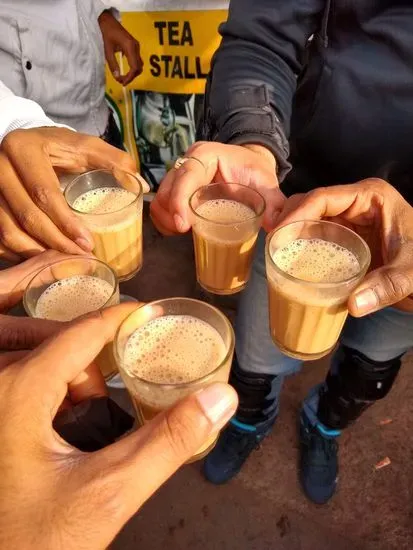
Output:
top-left (0, 96), bottom-right (73, 144)
top-left (93, 1), bottom-right (117, 20)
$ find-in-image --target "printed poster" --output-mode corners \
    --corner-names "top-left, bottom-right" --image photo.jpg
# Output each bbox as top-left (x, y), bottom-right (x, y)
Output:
top-left (105, 8), bottom-right (228, 191)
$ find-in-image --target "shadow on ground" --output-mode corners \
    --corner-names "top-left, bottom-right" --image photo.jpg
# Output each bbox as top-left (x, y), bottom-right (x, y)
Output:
top-left (111, 206), bottom-right (413, 550)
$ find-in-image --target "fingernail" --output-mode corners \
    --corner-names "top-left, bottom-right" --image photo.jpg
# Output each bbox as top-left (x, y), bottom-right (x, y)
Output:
top-left (173, 213), bottom-right (186, 232)
top-left (195, 383), bottom-right (237, 427)
top-left (354, 289), bottom-right (378, 313)
top-left (134, 173), bottom-right (150, 193)
top-left (75, 237), bottom-right (94, 252)
top-left (113, 69), bottom-right (120, 79)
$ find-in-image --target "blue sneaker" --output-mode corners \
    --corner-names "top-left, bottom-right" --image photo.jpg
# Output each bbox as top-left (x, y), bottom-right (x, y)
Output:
top-left (299, 411), bottom-right (339, 504)
top-left (203, 419), bottom-right (263, 484)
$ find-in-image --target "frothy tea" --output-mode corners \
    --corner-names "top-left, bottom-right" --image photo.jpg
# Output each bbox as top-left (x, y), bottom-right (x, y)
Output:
top-left (36, 275), bottom-right (114, 321)
top-left (122, 314), bottom-right (230, 457)
top-left (273, 238), bottom-right (360, 283)
top-left (192, 199), bottom-right (259, 294)
top-left (35, 274), bottom-right (119, 378)
top-left (124, 315), bottom-right (226, 392)
top-left (268, 238), bottom-right (361, 359)
top-left (73, 187), bottom-right (142, 280)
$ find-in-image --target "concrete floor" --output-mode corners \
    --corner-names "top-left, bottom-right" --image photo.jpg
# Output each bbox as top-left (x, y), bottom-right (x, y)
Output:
top-left (111, 206), bottom-right (413, 550)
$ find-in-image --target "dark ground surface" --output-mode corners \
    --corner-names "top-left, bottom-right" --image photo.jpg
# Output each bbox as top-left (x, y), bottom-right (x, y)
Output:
top-left (111, 205), bottom-right (413, 550)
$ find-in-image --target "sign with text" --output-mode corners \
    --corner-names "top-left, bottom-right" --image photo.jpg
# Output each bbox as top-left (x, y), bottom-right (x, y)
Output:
top-left (105, 10), bottom-right (227, 189)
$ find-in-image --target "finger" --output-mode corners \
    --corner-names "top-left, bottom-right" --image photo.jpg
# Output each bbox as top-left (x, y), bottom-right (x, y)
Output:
top-left (16, 303), bottom-right (139, 415)
top-left (0, 193), bottom-right (45, 258)
top-left (170, 157), bottom-right (218, 232)
top-left (134, 172), bottom-right (150, 194)
top-left (3, 148), bottom-right (94, 252)
top-left (104, 44), bottom-right (121, 81)
top-left (0, 350), bottom-right (30, 369)
top-left (0, 241), bottom-right (21, 264)
top-left (68, 361), bottom-right (108, 404)
top-left (149, 199), bottom-right (180, 236)
top-left (113, 169), bottom-right (146, 195)
top-left (0, 315), bottom-right (63, 351)
top-left (85, 383), bottom-right (238, 522)
top-left (271, 193), bottom-right (306, 226)
top-left (0, 164), bottom-right (88, 255)
top-left (275, 184), bottom-right (370, 228)
top-left (149, 168), bottom-right (180, 234)
top-left (1, 250), bottom-right (74, 310)
top-left (260, 186), bottom-right (286, 232)
top-left (119, 42), bottom-right (143, 86)
top-left (349, 256), bottom-right (413, 316)
top-left (44, 130), bottom-right (137, 175)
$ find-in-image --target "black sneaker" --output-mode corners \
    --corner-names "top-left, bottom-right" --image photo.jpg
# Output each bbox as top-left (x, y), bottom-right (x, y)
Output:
top-left (299, 411), bottom-right (339, 504)
top-left (203, 420), bottom-right (262, 485)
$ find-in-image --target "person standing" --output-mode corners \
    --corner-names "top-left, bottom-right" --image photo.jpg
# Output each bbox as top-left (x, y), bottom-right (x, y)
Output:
top-left (0, 1), bottom-right (143, 148)
top-left (150, 0), bottom-right (413, 504)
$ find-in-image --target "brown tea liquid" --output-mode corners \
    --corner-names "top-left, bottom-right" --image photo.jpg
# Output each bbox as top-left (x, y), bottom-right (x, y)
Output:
top-left (269, 238), bottom-right (360, 359)
top-left (123, 314), bottom-right (230, 457)
top-left (73, 188), bottom-right (142, 280)
top-left (193, 199), bottom-right (258, 294)
top-left (35, 275), bottom-right (119, 378)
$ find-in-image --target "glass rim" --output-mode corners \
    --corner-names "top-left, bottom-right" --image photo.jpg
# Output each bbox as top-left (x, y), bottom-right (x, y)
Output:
top-left (189, 182), bottom-right (266, 226)
top-left (23, 255), bottom-right (118, 317)
top-left (65, 168), bottom-right (143, 216)
top-left (266, 219), bottom-right (371, 288)
top-left (114, 297), bottom-right (235, 389)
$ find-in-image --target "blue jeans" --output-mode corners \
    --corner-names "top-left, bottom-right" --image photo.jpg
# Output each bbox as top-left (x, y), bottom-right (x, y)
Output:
top-left (234, 232), bottom-right (413, 433)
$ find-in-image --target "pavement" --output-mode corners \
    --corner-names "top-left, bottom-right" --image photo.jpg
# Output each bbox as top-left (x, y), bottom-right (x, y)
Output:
top-left (110, 205), bottom-right (413, 550)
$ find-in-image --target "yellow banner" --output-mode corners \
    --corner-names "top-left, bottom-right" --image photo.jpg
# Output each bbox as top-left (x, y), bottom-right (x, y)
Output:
top-left (105, 10), bottom-right (227, 188)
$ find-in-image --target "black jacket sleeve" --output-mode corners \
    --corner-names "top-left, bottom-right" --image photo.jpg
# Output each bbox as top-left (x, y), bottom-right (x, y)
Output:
top-left (199, 0), bottom-right (325, 181)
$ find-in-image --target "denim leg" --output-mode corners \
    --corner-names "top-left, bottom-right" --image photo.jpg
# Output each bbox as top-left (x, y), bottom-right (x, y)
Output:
top-left (303, 307), bottom-right (413, 431)
top-left (234, 230), bottom-right (302, 432)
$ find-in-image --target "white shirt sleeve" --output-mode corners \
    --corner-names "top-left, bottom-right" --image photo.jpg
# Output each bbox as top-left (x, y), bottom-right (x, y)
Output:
top-left (91, 0), bottom-right (114, 19)
top-left (0, 80), bottom-right (72, 144)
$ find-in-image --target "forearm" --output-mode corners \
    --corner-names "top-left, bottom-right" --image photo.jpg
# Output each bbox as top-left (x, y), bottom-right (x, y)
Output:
top-left (200, 0), bottom-right (324, 181)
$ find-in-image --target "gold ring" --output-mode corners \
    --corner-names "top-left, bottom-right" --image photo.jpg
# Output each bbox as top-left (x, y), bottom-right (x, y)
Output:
top-left (174, 156), bottom-right (205, 171)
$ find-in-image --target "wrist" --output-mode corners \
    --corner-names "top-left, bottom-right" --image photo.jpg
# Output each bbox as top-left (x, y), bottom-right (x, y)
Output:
top-left (242, 144), bottom-right (277, 172)
top-left (98, 9), bottom-right (113, 24)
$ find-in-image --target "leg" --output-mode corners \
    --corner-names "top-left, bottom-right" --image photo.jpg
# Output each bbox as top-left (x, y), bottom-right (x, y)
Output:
top-left (300, 308), bottom-right (413, 503)
top-left (204, 231), bottom-right (301, 483)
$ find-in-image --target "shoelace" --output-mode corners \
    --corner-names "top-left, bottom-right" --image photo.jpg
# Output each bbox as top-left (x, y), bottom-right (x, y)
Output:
top-left (223, 427), bottom-right (258, 458)
top-left (306, 430), bottom-right (337, 468)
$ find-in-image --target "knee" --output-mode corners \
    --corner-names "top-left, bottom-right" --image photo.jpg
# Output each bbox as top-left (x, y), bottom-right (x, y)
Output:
top-left (318, 346), bottom-right (403, 429)
top-left (336, 345), bottom-right (402, 401)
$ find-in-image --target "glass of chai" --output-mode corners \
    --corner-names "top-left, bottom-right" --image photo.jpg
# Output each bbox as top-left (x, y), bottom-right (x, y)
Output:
top-left (114, 297), bottom-right (235, 462)
top-left (265, 220), bottom-right (371, 360)
top-left (189, 183), bottom-right (265, 295)
top-left (65, 169), bottom-right (143, 281)
top-left (23, 256), bottom-right (120, 379)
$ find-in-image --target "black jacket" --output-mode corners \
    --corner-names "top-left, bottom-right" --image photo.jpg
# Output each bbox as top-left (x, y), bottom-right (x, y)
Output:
top-left (200, 0), bottom-right (413, 204)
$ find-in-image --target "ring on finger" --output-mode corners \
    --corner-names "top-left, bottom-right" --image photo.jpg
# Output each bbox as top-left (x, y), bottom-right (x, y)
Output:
top-left (173, 156), bottom-right (205, 171)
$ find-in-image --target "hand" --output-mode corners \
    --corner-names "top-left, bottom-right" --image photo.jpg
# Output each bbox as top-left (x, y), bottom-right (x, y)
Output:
top-left (0, 305), bottom-right (237, 549)
top-left (275, 179), bottom-right (413, 316)
top-left (0, 250), bottom-right (80, 351)
top-left (150, 142), bottom-right (285, 235)
top-left (99, 10), bottom-right (143, 86)
top-left (0, 249), bottom-right (77, 312)
top-left (0, 127), bottom-right (136, 260)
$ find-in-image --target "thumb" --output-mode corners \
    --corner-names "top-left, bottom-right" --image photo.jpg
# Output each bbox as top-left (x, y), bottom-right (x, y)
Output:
top-left (349, 261), bottom-right (413, 316)
top-left (105, 46), bottom-right (121, 81)
top-left (86, 383), bottom-right (238, 523)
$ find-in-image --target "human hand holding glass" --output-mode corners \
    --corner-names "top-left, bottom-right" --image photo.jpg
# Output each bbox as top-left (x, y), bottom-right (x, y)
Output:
top-left (0, 305), bottom-right (238, 549)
